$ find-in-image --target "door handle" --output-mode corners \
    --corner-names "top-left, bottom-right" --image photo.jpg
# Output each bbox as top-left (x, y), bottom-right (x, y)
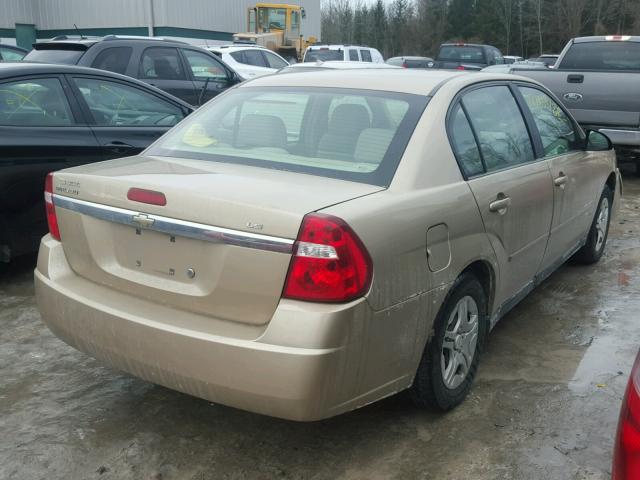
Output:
top-left (567, 74), bottom-right (584, 83)
top-left (104, 141), bottom-right (134, 154)
top-left (554, 173), bottom-right (568, 187)
top-left (489, 194), bottom-right (511, 214)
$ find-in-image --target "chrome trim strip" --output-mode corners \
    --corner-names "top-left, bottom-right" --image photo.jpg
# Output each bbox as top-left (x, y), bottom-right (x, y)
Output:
top-left (53, 194), bottom-right (294, 254)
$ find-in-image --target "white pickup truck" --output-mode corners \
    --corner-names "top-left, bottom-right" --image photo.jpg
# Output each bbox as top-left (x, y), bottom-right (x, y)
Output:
top-left (515, 35), bottom-right (640, 172)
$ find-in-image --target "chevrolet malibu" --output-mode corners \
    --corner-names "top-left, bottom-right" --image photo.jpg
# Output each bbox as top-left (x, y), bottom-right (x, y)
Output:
top-left (35, 70), bottom-right (621, 421)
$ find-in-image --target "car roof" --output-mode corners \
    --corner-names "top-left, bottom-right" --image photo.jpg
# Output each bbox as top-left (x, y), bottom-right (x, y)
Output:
top-left (306, 44), bottom-right (373, 50)
top-left (0, 62), bottom-right (193, 107)
top-left (244, 69), bottom-right (525, 96)
top-left (286, 61), bottom-right (397, 70)
top-left (207, 44), bottom-right (269, 53)
top-left (33, 35), bottom-right (190, 49)
top-left (573, 35), bottom-right (640, 43)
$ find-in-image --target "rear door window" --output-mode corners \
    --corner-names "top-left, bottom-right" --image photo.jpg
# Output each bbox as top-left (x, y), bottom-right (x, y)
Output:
top-left (518, 86), bottom-right (578, 157)
top-left (0, 77), bottom-right (74, 126)
top-left (461, 86), bottom-right (535, 172)
top-left (360, 50), bottom-right (372, 62)
top-left (449, 103), bottom-right (484, 177)
top-left (349, 49), bottom-right (359, 61)
top-left (72, 77), bottom-right (184, 127)
top-left (91, 47), bottom-right (132, 75)
top-left (139, 47), bottom-right (187, 80)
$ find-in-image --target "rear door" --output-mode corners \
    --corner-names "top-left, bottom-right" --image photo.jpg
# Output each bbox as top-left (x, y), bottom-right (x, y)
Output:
top-left (0, 75), bottom-right (101, 255)
top-left (137, 46), bottom-right (196, 104)
top-left (516, 84), bottom-right (597, 273)
top-left (68, 75), bottom-right (188, 160)
top-left (450, 84), bottom-right (554, 306)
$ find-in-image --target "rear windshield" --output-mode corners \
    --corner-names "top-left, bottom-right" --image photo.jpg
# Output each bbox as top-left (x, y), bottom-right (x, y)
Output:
top-left (24, 48), bottom-right (84, 65)
top-left (438, 46), bottom-right (485, 63)
top-left (304, 49), bottom-right (343, 62)
top-left (559, 41), bottom-right (640, 70)
top-left (146, 87), bottom-right (429, 186)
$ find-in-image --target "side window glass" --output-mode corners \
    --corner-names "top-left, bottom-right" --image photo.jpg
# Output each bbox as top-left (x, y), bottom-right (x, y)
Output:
top-left (0, 78), bottom-right (74, 126)
top-left (183, 50), bottom-right (227, 80)
top-left (263, 51), bottom-right (288, 69)
top-left (0, 47), bottom-right (25, 61)
top-left (519, 86), bottom-right (577, 157)
top-left (139, 47), bottom-right (186, 80)
top-left (242, 49), bottom-right (268, 67)
top-left (349, 49), bottom-right (359, 61)
top-left (462, 86), bottom-right (534, 172)
top-left (73, 77), bottom-right (184, 127)
top-left (230, 51), bottom-right (245, 64)
top-left (449, 103), bottom-right (484, 177)
top-left (91, 47), bottom-right (132, 75)
top-left (360, 49), bottom-right (372, 62)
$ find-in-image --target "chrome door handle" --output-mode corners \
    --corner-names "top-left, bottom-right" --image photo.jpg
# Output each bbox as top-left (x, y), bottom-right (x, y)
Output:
top-left (554, 174), bottom-right (568, 187)
top-left (489, 195), bottom-right (511, 214)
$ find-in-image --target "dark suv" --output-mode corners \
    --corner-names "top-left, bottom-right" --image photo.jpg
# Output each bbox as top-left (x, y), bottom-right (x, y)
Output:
top-left (24, 36), bottom-right (242, 105)
top-left (433, 43), bottom-right (504, 71)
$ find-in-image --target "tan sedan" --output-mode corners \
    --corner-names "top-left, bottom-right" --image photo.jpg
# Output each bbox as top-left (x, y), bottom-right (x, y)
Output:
top-left (36, 70), bottom-right (621, 421)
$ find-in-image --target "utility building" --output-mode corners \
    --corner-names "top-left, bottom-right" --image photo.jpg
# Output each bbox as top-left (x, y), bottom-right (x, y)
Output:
top-left (0, 0), bottom-right (321, 49)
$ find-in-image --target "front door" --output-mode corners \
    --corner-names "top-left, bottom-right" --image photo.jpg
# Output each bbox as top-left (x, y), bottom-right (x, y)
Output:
top-left (516, 85), bottom-right (596, 273)
top-left (453, 84), bottom-right (554, 306)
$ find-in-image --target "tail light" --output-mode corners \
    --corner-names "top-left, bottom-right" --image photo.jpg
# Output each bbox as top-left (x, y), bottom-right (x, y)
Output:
top-left (456, 65), bottom-right (466, 71)
top-left (613, 350), bottom-right (640, 480)
top-left (44, 173), bottom-right (61, 241)
top-left (402, 62), bottom-right (408, 68)
top-left (283, 213), bottom-right (372, 303)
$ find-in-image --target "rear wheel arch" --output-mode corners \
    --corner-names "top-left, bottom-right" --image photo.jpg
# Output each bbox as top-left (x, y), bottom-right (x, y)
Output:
top-left (459, 260), bottom-right (495, 318)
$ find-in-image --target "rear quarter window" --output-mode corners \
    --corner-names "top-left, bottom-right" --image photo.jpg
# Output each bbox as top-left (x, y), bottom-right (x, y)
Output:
top-left (91, 47), bottom-right (132, 75)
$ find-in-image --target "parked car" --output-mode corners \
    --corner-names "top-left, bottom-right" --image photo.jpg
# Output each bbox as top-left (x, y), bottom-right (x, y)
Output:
top-left (527, 54), bottom-right (560, 67)
top-left (386, 56), bottom-right (434, 68)
top-left (612, 349), bottom-right (640, 480)
top-left (433, 43), bottom-right (504, 70)
top-left (278, 60), bottom-right (400, 73)
top-left (0, 44), bottom-right (27, 61)
top-left (24, 35), bottom-right (242, 105)
top-left (36, 69), bottom-right (620, 421)
top-left (503, 55), bottom-right (524, 64)
top-left (303, 44), bottom-right (384, 63)
top-left (207, 44), bottom-right (288, 79)
top-left (515, 36), bottom-right (640, 172)
top-left (0, 62), bottom-right (193, 264)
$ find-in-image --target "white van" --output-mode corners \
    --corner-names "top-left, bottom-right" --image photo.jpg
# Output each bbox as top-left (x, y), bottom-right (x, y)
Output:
top-left (303, 45), bottom-right (384, 63)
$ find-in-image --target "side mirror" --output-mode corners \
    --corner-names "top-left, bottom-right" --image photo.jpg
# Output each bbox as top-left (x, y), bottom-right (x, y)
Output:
top-left (585, 129), bottom-right (613, 151)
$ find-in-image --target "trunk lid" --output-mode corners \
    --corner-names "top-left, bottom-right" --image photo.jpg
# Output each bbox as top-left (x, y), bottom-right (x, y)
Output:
top-left (52, 155), bottom-right (383, 326)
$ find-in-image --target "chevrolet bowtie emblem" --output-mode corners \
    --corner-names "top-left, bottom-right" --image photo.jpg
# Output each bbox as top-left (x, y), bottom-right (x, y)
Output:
top-left (131, 214), bottom-right (155, 228)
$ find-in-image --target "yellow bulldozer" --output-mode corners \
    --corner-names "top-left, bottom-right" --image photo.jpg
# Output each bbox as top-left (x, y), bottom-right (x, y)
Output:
top-left (233, 3), bottom-right (317, 62)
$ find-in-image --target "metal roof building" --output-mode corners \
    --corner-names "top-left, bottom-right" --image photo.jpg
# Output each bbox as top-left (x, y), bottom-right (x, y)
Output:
top-left (0, 0), bottom-right (321, 49)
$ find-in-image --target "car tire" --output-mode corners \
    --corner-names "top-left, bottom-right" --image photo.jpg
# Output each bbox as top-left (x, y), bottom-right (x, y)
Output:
top-left (573, 184), bottom-right (613, 265)
top-left (411, 272), bottom-right (488, 411)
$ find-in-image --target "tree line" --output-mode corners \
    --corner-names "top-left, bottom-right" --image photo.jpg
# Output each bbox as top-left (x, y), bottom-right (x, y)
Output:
top-left (320, 0), bottom-right (640, 59)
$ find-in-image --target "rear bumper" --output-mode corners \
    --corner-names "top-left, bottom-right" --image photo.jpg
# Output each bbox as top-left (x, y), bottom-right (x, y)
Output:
top-left (35, 236), bottom-right (378, 421)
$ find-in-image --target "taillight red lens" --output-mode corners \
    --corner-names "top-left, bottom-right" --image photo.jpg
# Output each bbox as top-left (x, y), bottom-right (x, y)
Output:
top-left (456, 65), bottom-right (466, 70)
top-left (127, 188), bottom-right (167, 206)
top-left (613, 351), bottom-right (640, 480)
top-left (282, 213), bottom-right (372, 303)
top-left (44, 173), bottom-right (61, 241)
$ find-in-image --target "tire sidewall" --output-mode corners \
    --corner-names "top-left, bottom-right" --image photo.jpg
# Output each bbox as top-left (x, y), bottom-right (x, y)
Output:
top-left (587, 185), bottom-right (613, 260)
